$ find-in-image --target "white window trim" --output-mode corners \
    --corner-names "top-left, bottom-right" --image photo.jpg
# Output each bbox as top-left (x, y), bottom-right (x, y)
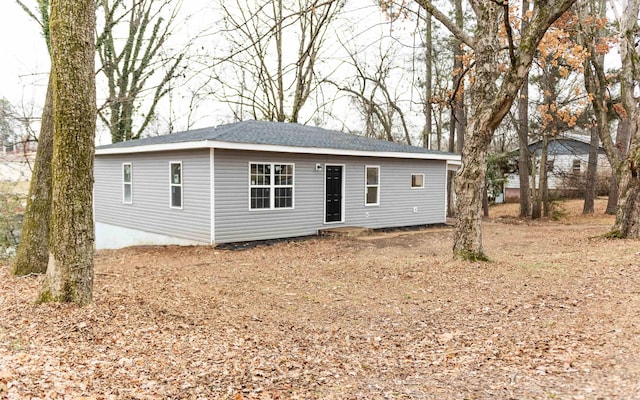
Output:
top-left (410, 173), bottom-right (425, 189)
top-left (122, 162), bottom-right (132, 204)
top-left (572, 159), bottom-right (581, 173)
top-left (170, 161), bottom-right (183, 209)
top-left (323, 163), bottom-right (346, 224)
top-left (248, 162), bottom-right (295, 210)
top-left (365, 165), bottom-right (380, 206)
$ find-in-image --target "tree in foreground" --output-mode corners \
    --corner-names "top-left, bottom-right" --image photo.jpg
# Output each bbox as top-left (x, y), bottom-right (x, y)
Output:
top-left (415, 0), bottom-right (576, 260)
top-left (38, 0), bottom-right (96, 304)
top-left (12, 0), bottom-right (54, 276)
top-left (607, 0), bottom-right (640, 238)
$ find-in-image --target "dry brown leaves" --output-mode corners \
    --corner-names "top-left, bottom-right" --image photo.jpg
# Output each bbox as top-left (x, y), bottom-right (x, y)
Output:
top-left (1, 199), bottom-right (640, 399)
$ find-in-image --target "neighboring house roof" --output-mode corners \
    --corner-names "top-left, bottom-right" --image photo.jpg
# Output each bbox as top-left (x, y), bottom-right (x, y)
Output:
top-left (96, 120), bottom-right (460, 162)
top-left (527, 131), bottom-right (604, 154)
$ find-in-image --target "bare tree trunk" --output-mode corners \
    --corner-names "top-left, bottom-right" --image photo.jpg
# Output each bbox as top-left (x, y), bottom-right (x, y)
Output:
top-left (13, 76), bottom-right (54, 276)
top-left (38, 0), bottom-right (96, 305)
top-left (446, 0), bottom-right (464, 217)
top-left (583, 125), bottom-right (599, 214)
top-left (518, 78), bottom-right (531, 217)
top-left (416, 0), bottom-right (575, 260)
top-left (541, 136), bottom-right (550, 217)
top-left (482, 180), bottom-right (490, 217)
top-left (423, 11), bottom-right (433, 149)
top-left (610, 0), bottom-right (640, 238)
top-left (517, 0), bottom-right (531, 217)
top-left (607, 118), bottom-right (630, 213)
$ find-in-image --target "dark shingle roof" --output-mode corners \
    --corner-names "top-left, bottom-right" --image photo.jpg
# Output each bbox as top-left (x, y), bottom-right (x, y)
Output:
top-left (97, 120), bottom-right (454, 156)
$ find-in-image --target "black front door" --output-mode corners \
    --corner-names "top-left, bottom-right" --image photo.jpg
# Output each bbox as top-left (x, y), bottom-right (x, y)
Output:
top-left (325, 165), bottom-right (343, 223)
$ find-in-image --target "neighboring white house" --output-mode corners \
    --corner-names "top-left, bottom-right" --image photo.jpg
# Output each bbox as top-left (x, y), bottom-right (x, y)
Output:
top-left (94, 120), bottom-right (461, 249)
top-left (504, 132), bottom-right (611, 202)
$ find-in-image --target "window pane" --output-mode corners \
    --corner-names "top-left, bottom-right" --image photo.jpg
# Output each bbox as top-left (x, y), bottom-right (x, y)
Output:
top-left (366, 186), bottom-right (378, 204)
top-left (274, 164), bottom-right (293, 186)
top-left (171, 163), bottom-right (181, 184)
top-left (366, 167), bottom-right (379, 185)
top-left (251, 163), bottom-right (270, 186)
top-left (411, 174), bottom-right (424, 188)
top-left (275, 187), bottom-right (292, 208)
top-left (171, 186), bottom-right (182, 208)
top-left (124, 184), bottom-right (132, 203)
top-left (251, 188), bottom-right (270, 209)
top-left (123, 164), bottom-right (131, 183)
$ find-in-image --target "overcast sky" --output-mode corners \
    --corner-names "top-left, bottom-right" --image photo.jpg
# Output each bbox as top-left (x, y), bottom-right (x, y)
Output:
top-left (0, 2), bottom-right (50, 112)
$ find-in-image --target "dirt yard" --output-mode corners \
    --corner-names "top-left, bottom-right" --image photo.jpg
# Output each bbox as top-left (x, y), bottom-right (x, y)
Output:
top-left (1, 198), bottom-right (639, 399)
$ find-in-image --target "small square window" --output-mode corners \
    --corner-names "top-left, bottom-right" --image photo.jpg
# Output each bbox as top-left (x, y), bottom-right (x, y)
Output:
top-left (411, 174), bottom-right (424, 189)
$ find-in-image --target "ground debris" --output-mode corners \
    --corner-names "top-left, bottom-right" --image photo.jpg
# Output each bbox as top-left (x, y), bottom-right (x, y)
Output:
top-left (1, 199), bottom-right (640, 399)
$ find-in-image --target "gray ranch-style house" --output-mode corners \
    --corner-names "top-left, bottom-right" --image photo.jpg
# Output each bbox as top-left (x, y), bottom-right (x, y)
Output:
top-left (94, 120), bottom-right (461, 249)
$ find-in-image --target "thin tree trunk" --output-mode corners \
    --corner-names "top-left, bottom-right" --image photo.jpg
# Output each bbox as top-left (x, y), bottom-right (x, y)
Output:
top-left (583, 124), bottom-right (599, 214)
top-left (446, 0), bottom-right (464, 217)
top-left (541, 136), bottom-right (550, 217)
top-left (482, 180), bottom-right (490, 217)
top-left (423, 11), bottom-right (432, 149)
top-left (13, 76), bottom-right (54, 276)
top-left (517, 0), bottom-right (531, 218)
top-left (531, 151), bottom-right (540, 219)
top-left (38, 0), bottom-right (96, 305)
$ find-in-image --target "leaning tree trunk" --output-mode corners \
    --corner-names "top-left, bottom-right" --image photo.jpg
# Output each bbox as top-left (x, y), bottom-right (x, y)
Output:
top-left (38, 0), bottom-right (96, 305)
top-left (13, 75), bottom-right (53, 276)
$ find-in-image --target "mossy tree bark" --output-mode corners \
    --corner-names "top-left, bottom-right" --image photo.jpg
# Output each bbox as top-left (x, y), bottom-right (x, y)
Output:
top-left (38, 0), bottom-right (96, 305)
top-left (610, 0), bottom-right (640, 238)
top-left (415, 0), bottom-right (576, 260)
top-left (13, 76), bottom-right (53, 276)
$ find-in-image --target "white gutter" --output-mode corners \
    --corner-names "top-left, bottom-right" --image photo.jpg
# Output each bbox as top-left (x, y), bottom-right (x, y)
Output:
top-left (95, 139), bottom-right (462, 162)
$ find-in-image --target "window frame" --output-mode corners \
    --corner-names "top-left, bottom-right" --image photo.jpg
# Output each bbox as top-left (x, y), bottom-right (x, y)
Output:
top-left (365, 165), bottom-right (380, 206)
top-left (122, 162), bottom-right (133, 204)
top-left (572, 159), bottom-right (581, 174)
top-left (410, 173), bottom-right (425, 189)
top-left (248, 162), bottom-right (295, 210)
top-left (169, 161), bottom-right (183, 209)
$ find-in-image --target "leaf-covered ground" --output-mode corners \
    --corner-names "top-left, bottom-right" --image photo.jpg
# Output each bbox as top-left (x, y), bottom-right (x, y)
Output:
top-left (1, 199), bottom-right (639, 399)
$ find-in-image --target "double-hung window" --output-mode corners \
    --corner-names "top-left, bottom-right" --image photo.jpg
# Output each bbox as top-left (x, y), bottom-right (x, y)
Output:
top-left (250, 162), bottom-right (294, 209)
top-left (122, 163), bottom-right (132, 204)
top-left (170, 161), bottom-right (183, 209)
top-left (365, 166), bottom-right (380, 206)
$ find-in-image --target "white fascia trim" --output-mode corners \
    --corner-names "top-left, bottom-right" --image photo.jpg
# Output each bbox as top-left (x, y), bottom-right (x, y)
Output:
top-left (96, 140), bottom-right (462, 162)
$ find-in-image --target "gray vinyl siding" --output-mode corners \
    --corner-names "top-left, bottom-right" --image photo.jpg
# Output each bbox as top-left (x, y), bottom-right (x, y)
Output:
top-left (214, 149), bottom-right (447, 243)
top-left (94, 150), bottom-right (211, 243)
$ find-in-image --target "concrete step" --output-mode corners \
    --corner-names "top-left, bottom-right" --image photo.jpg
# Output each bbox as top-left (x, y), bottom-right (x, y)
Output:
top-left (318, 226), bottom-right (373, 238)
